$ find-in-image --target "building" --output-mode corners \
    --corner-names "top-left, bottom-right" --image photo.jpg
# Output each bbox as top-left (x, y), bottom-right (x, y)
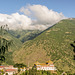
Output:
top-left (4, 69), bottom-right (17, 75)
top-left (0, 65), bottom-right (18, 75)
top-left (0, 66), bottom-right (5, 70)
top-left (34, 60), bottom-right (57, 71)
top-left (20, 67), bottom-right (26, 71)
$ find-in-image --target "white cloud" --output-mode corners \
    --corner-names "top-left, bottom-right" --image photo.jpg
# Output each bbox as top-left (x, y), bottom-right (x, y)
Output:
top-left (0, 5), bottom-right (66, 30)
top-left (0, 13), bottom-right (32, 30)
top-left (20, 5), bottom-right (65, 25)
top-left (20, 7), bottom-right (31, 16)
top-left (20, 5), bottom-right (66, 30)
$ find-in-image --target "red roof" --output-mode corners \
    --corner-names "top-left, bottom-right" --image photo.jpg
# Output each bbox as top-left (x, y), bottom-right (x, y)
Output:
top-left (5, 69), bottom-right (16, 72)
top-left (0, 66), bottom-right (4, 68)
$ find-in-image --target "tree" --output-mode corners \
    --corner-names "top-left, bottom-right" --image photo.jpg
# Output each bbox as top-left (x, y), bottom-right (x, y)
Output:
top-left (0, 25), bottom-right (12, 65)
top-left (70, 41), bottom-right (75, 60)
top-left (14, 63), bottom-right (27, 68)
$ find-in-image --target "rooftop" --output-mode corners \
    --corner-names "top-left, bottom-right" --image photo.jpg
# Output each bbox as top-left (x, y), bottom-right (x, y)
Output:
top-left (5, 69), bottom-right (16, 72)
top-left (34, 60), bottom-right (53, 66)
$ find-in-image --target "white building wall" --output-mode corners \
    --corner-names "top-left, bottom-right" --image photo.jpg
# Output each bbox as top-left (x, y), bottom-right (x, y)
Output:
top-left (5, 71), bottom-right (15, 75)
top-left (37, 66), bottom-right (56, 71)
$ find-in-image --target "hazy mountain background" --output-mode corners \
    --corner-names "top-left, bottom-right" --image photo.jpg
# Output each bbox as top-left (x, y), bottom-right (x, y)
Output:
top-left (8, 30), bottom-right (41, 43)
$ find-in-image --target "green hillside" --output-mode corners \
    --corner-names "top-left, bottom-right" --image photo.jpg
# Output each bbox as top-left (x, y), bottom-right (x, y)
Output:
top-left (13, 19), bottom-right (75, 73)
top-left (8, 30), bottom-right (41, 43)
top-left (0, 29), bottom-right (22, 65)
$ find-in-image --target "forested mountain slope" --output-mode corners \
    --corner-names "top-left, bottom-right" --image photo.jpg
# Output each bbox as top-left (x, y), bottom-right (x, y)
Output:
top-left (13, 19), bottom-right (75, 73)
top-left (8, 30), bottom-right (41, 43)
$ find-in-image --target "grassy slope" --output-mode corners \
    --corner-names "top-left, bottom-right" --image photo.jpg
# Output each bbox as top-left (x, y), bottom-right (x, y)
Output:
top-left (13, 19), bottom-right (75, 73)
top-left (2, 29), bottom-right (41, 65)
top-left (0, 30), bottom-right (22, 65)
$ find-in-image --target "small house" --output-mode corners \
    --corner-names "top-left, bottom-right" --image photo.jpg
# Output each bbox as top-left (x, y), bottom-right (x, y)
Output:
top-left (4, 69), bottom-right (16, 75)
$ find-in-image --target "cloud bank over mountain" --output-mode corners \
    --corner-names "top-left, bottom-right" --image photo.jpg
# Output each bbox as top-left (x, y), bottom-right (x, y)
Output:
top-left (0, 13), bottom-right (32, 30)
top-left (0, 5), bottom-right (66, 30)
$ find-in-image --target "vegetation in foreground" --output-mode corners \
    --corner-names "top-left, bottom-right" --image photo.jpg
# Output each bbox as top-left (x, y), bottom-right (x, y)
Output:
top-left (19, 68), bottom-right (75, 75)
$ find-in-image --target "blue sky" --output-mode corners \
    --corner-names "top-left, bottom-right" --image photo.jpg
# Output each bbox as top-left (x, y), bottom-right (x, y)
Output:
top-left (0, 0), bottom-right (75, 18)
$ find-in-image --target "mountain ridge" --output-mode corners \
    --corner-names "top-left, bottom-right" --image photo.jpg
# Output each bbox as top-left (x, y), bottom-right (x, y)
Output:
top-left (13, 19), bottom-right (75, 73)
